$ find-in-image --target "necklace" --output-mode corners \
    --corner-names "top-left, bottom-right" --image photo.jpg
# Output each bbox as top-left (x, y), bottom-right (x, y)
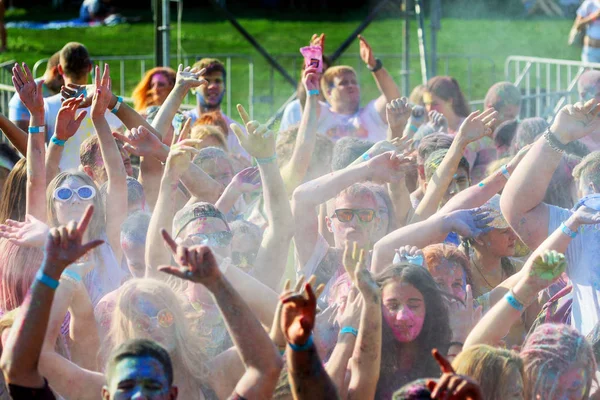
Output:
top-left (470, 253), bottom-right (498, 294)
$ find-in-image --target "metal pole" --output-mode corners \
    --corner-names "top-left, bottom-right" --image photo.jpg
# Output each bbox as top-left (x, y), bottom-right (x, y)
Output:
top-left (415, 0), bottom-right (428, 84)
top-left (154, 0), bottom-right (163, 67)
top-left (430, 0), bottom-right (441, 77)
top-left (160, 0), bottom-right (171, 67)
top-left (403, 0), bottom-right (410, 96)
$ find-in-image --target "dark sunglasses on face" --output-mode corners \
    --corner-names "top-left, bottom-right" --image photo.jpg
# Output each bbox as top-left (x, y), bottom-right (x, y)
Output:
top-left (330, 208), bottom-right (376, 223)
top-left (186, 231), bottom-right (233, 248)
top-left (53, 185), bottom-right (96, 202)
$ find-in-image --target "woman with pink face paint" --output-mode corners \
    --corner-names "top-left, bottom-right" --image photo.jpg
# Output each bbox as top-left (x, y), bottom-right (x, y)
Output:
top-left (374, 263), bottom-right (452, 400)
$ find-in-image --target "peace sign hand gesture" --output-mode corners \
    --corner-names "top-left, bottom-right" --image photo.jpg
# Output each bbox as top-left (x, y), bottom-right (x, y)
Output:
top-left (231, 104), bottom-right (276, 159)
top-left (90, 64), bottom-right (113, 120)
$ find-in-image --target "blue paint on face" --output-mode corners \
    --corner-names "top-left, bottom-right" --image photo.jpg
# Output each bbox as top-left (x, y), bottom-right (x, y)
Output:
top-left (109, 356), bottom-right (172, 400)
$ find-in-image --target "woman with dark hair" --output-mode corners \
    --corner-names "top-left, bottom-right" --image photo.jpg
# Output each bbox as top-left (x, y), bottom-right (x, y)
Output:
top-left (424, 76), bottom-right (470, 135)
top-left (374, 263), bottom-right (452, 399)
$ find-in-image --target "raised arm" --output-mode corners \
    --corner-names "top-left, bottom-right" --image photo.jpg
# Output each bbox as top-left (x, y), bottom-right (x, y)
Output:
top-left (292, 151), bottom-right (406, 265)
top-left (0, 114), bottom-right (27, 156)
top-left (232, 104), bottom-right (295, 289)
top-left (344, 244), bottom-right (382, 400)
top-left (440, 145), bottom-right (531, 214)
top-left (159, 233), bottom-right (283, 400)
top-left (281, 283), bottom-right (340, 400)
top-left (90, 65), bottom-right (127, 262)
top-left (358, 35), bottom-right (401, 122)
top-left (12, 63), bottom-right (46, 221)
top-left (385, 98), bottom-right (412, 142)
top-left (501, 100), bottom-right (600, 249)
top-left (0, 205), bottom-right (103, 390)
top-left (372, 208), bottom-right (493, 273)
top-left (280, 67), bottom-right (320, 195)
top-left (412, 108), bottom-right (497, 223)
top-left (46, 97), bottom-right (87, 184)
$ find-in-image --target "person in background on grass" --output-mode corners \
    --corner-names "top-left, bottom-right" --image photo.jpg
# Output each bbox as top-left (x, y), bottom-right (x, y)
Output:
top-left (575, 0), bottom-right (600, 63)
top-left (8, 51), bottom-right (64, 132)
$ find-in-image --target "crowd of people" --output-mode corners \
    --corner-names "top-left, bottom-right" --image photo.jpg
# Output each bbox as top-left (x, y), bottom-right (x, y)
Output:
top-left (0, 31), bottom-right (599, 400)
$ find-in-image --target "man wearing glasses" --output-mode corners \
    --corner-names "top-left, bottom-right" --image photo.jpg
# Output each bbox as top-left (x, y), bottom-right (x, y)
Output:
top-left (291, 151), bottom-right (406, 303)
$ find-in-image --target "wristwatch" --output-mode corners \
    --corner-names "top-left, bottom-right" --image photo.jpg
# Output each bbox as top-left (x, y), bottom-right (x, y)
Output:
top-left (367, 58), bottom-right (383, 73)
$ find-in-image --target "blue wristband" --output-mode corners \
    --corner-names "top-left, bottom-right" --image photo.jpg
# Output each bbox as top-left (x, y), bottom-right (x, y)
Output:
top-left (111, 96), bottom-right (123, 114)
top-left (28, 126), bottom-right (45, 134)
top-left (504, 290), bottom-right (524, 312)
top-left (308, 89), bottom-right (320, 96)
top-left (255, 154), bottom-right (277, 165)
top-left (36, 269), bottom-right (59, 290)
top-left (340, 326), bottom-right (358, 337)
top-left (62, 269), bottom-right (82, 282)
top-left (409, 124), bottom-right (418, 133)
top-left (561, 222), bottom-right (578, 238)
top-left (500, 164), bottom-right (511, 180)
top-left (288, 334), bottom-right (314, 352)
top-left (361, 152), bottom-right (371, 161)
top-left (51, 136), bottom-right (66, 147)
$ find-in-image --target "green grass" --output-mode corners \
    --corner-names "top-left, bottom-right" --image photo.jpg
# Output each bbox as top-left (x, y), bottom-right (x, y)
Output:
top-left (0, 6), bottom-right (582, 123)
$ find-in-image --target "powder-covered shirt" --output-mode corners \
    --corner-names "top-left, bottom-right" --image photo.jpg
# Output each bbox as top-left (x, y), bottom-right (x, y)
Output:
top-left (317, 100), bottom-right (388, 143)
top-left (183, 108), bottom-right (248, 159)
top-left (548, 204), bottom-right (600, 335)
top-left (579, 0), bottom-right (600, 40)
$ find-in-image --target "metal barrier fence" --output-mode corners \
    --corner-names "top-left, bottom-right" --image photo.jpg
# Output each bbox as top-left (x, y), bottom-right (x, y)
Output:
top-left (26, 52), bottom-right (497, 123)
top-left (504, 56), bottom-right (600, 121)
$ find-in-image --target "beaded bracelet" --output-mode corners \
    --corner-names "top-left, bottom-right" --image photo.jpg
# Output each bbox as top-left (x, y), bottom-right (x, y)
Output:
top-left (543, 129), bottom-right (567, 154)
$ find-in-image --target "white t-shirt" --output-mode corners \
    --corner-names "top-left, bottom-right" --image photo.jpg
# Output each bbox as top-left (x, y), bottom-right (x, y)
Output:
top-left (280, 99), bottom-right (303, 132)
top-left (317, 99), bottom-right (387, 143)
top-left (183, 108), bottom-right (249, 159)
top-left (578, 0), bottom-right (600, 40)
top-left (548, 204), bottom-right (600, 335)
top-left (44, 94), bottom-right (124, 171)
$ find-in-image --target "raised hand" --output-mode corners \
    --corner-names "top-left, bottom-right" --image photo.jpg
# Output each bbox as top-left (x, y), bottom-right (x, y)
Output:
top-left (113, 126), bottom-right (165, 158)
top-left (336, 285), bottom-right (362, 331)
top-left (12, 62), bottom-right (44, 115)
top-left (55, 97), bottom-right (87, 141)
top-left (231, 104), bottom-right (275, 159)
top-left (386, 97), bottom-right (412, 136)
top-left (429, 110), bottom-right (449, 133)
top-left (343, 241), bottom-right (379, 300)
top-left (410, 105), bottom-right (426, 124)
top-left (0, 214), bottom-right (49, 248)
top-left (446, 208), bottom-right (494, 238)
top-left (230, 166), bottom-right (262, 195)
top-left (164, 140), bottom-right (200, 178)
top-left (310, 33), bottom-right (326, 53)
top-left (158, 229), bottom-right (222, 287)
top-left (175, 64), bottom-right (207, 91)
top-left (394, 245), bottom-right (425, 267)
top-left (523, 250), bottom-right (567, 294)
top-left (366, 151), bottom-right (412, 184)
top-left (427, 349), bottom-right (483, 400)
top-left (280, 283), bottom-right (317, 346)
top-left (43, 205), bottom-right (104, 276)
top-left (358, 35), bottom-right (376, 69)
top-left (61, 83), bottom-right (94, 108)
top-left (551, 99), bottom-right (600, 144)
top-left (90, 64), bottom-right (113, 120)
top-left (573, 205), bottom-right (600, 225)
top-left (456, 108), bottom-right (498, 145)
top-left (448, 285), bottom-right (482, 343)
top-left (302, 66), bottom-right (320, 93)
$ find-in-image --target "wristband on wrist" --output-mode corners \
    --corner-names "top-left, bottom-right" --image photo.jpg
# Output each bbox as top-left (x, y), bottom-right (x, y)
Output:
top-left (51, 136), bottom-right (67, 147)
top-left (543, 129), bottom-right (567, 154)
top-left (28, 126), bottom-right (45, 134)
top-left (361, 152), bottom-right (371, 161)
top-left (111, 96), bottom-right (123, 114)
top-left (367, 58), bottom-right (383, 73)
top-left (340, 326), bottom-right (358, 337)
top-left (62, 269), bottom-right (82, 282)
top-left (288, 334), bottom-right (314, 352)
top-left (307, 89), bottom-right (320, 96)
top-left (504, 289), bottom-right (524, 312)
top-left (500, 164), bottom-right (511, 180)
top-left (560, 222), bottom-right (579, 238)
top-left (255, 154), bottom-right (277, 165)
top-left (36, 269), bottom-right (59, 290)
top-left (409, 124), bottom-right (418, 133)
